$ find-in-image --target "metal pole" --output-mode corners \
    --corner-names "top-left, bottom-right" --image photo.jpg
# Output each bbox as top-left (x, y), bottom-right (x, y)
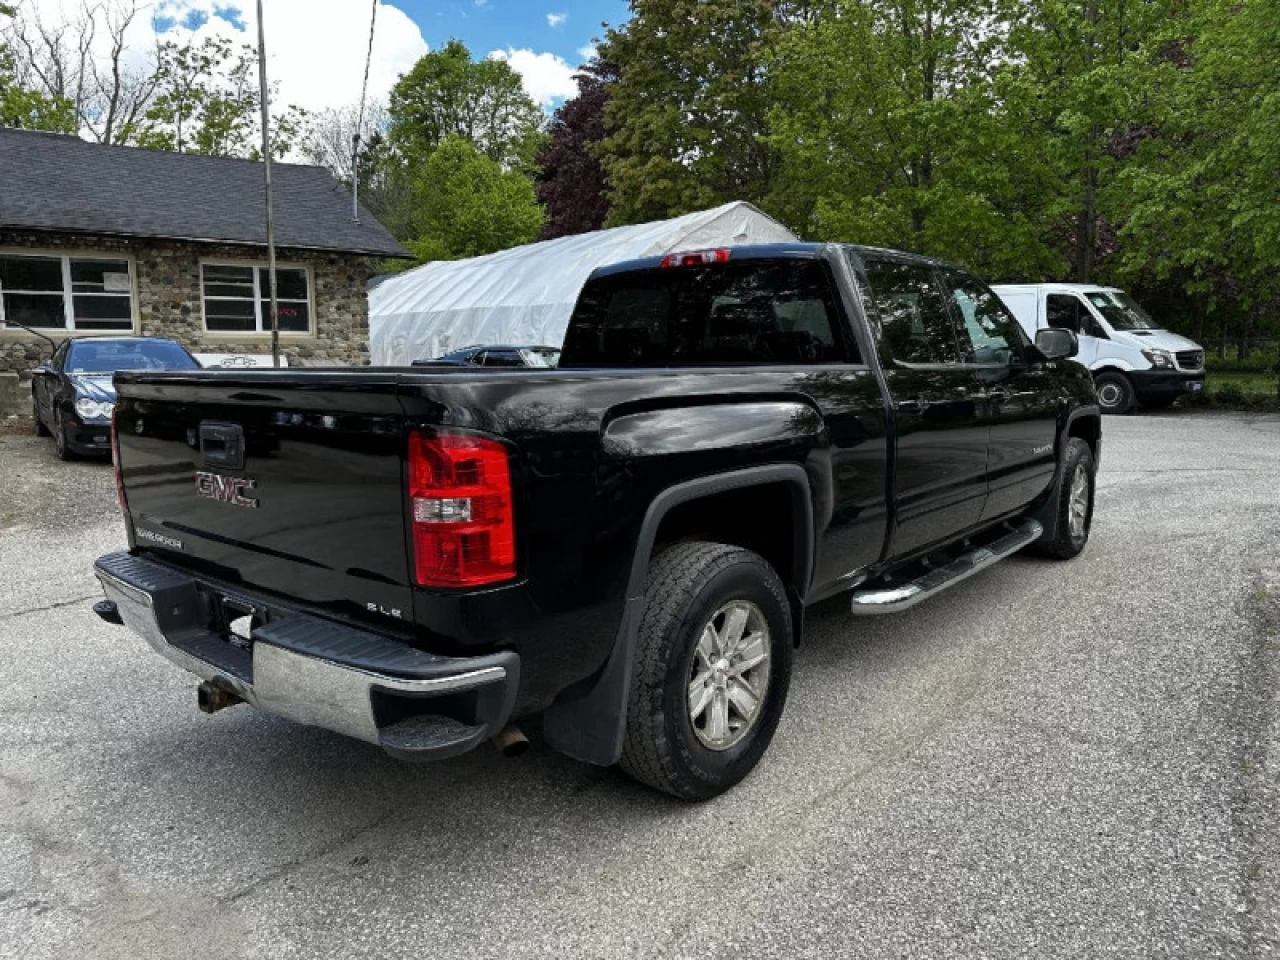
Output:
top-left (352, 133), bottom-right (361, 222)
top-left (255, 0), bottom-right (280, 368)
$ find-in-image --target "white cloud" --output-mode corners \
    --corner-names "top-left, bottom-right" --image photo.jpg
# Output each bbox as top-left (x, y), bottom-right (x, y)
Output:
top-left (546, 12), bottom-right (566, 28)
top-left (16, 0), bottom-right (429, 117)
top-left (577, 44), bottom-right (597, 64)
top-left (488, 47), bottom-right (576, 106)
top-left (158, 0), bottom-right (429, 114)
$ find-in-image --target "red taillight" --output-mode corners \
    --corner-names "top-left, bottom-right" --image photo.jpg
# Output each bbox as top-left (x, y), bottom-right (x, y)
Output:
top-left (658, 248), bottom-right (732, 268)
top-left (111, 408), bottom-right (129, 515)
top-left (408, 430), bottom-right (515, 588)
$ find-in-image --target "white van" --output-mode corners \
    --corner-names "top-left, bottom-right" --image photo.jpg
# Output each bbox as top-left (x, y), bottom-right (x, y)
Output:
top-left (992, 283), bottom-right (1206, 413)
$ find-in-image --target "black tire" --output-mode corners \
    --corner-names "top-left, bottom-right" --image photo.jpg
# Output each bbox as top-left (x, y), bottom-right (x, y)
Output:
top-left (53, 410), bottom-right (77, 461)
top-left (1093, 372), bottom-right (1134, 414)
top-left (1141, 395), bottom-right (1177, 410)
top-left (620, 542), bottom-right (793, 801)
top-left (32, 398), bottom-right (50, 436)
top-left (1034, 438), bottom-right (1095, 560)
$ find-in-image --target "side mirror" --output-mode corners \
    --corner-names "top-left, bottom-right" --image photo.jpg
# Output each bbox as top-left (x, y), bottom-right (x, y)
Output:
top-left (1036, 327), bottom-right (1078, 360)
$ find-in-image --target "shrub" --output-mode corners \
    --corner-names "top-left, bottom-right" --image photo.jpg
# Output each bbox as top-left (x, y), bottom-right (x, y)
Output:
top-left (1206, 350), bottom-right (1280, 373)
top-left (1214, 383), bottom-right (1246, 405)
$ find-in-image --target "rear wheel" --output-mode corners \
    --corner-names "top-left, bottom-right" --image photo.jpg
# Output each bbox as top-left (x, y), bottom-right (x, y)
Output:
top-left (1093, 372), bottom-right (1133, 414)
top-left (620, 542), bottom-right (793, 800)
top-left (1035, 438), bottom-right (1095, 560)
top-left (32, 398), bottom-right (50, 436)
top-left (53, 410), bottom-right (77, 461)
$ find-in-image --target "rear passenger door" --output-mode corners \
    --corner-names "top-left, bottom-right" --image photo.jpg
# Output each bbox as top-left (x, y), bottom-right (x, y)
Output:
top-left (941, 269), bottom-right (1061, 521)
top-left (860, 257), bottom-right (988, 557)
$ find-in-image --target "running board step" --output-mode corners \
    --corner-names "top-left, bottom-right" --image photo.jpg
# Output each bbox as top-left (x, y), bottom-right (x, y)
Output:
top-left (849, 519), bottom-right (1043, 615)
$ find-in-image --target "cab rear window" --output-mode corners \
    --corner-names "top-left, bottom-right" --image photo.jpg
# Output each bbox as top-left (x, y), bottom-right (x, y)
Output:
top-left (560, 259), bottom-right (855, 367)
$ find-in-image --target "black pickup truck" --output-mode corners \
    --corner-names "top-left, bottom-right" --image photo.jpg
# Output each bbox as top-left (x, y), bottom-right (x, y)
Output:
top-left (94, 243), bottom-right (1100, 799)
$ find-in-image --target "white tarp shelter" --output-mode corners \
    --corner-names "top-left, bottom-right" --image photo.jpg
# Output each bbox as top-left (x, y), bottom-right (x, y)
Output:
top-left (368, 202), bottom-right (798, 366)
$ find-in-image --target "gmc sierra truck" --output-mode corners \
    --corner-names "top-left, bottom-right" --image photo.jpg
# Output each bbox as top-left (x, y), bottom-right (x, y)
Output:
top-left (93, 243), bottom-right (1100, 800)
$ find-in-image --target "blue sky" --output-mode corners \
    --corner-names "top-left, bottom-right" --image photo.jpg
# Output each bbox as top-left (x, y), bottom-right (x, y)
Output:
top-left (404, 0), bottom-right (629, 69)
top-left (108, 0), bottom-right (631, 114)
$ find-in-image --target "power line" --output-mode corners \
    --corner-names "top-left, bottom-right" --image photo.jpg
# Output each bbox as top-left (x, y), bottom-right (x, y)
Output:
top-left (357, 0), bottom-right (378, 135)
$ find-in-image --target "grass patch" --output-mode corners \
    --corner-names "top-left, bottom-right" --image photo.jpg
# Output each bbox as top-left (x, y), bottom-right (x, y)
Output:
top-left (1181, 370), bottom-right (1280, 411)
top-left (1208, 371), bottom-right (1279, 396)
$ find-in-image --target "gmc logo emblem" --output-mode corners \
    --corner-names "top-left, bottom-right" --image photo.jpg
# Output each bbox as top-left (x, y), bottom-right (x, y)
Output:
top-left (194, 471), bottom-right (259, 508)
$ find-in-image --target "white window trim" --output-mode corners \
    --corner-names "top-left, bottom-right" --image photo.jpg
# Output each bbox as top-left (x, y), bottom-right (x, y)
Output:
top-left (200, 259), bottom-right (315, 336)
top-left (0, 248), bottom-right (139, 334)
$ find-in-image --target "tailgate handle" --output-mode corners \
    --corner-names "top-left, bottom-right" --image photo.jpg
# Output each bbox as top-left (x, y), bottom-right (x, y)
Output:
top-left (199, 422), bottom-right (246, 470)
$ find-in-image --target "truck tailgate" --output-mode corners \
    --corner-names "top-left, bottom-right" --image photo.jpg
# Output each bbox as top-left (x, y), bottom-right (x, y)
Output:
top-left (114, 372), bottom-right (411, 626)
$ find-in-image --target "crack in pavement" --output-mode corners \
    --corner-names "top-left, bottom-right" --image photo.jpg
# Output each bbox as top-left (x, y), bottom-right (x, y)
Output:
top-left (1, 594), bottom-right (100, 621)
top-left (216, 807), bottom-right (399, 906)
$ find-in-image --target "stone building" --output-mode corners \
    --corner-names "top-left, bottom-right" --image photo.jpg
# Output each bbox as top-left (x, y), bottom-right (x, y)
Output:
top-left (0, 128), bottom-right (409, 376)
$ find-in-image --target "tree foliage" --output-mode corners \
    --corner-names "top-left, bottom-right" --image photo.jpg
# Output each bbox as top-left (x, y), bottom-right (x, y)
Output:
top-left (0, 3), bottom-right (303, 157)
top-left (2, 0), bottom-right (162, 143)
top-left (388, 40), bottom-right (545, 170)
top-left (401, 136), bottom-right (543, 263)
top-left (593, 0), bottom-right (1280, 356)
top-left (137, 37), bottom-right (305, 159)
top-left (1109, 0), bottom-right (1280, 337)
top-left (596, 0), bottom-right (801, 224)
top-left (768, 0), bottom-right (1063, 280)
top-left (534, 60), bottom-right (615, 240)
top-left (0, 1), bottom-right (76, 132)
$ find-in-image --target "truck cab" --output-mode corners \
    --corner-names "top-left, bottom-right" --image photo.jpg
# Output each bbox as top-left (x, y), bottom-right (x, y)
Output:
top-left (992, 283), bottom-right (1206, 413)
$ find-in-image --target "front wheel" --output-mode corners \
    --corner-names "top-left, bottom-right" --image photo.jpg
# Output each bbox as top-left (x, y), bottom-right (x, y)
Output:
top-left (1093, 372), bottom-right (1134, 414)
top-left (1034, 438), bottom-right (1096, 560)
top-left (620, 542), bottom-right (793, 800)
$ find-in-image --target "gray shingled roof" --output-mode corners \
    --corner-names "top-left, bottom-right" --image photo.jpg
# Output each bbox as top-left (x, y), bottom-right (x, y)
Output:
top-left (0, 128), bottom-right (411, 258)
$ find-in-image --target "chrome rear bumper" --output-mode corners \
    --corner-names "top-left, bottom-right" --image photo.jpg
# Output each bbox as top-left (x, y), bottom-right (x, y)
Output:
top-left (94, 551), bottom-right (518, 760)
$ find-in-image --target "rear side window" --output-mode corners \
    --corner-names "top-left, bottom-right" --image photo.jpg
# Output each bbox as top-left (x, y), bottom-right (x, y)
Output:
top-left (481, 351), bottom-right (523, 367)
top-left (561, 259), bottom-right (854, 367)
top-left (861, 259), bottom-right (960, 365)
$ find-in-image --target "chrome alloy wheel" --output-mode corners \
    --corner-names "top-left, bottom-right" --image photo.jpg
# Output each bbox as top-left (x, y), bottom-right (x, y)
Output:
top-left (1068, 462), bottom-right (1090, 540)
top-left (688, 600), bottom-right (771, 751)
top-left (1096, 381), bottom-right (1123, 409)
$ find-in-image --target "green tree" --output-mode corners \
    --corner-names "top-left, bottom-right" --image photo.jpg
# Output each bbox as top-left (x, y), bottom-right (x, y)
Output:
top-left (1003, 0), bottom-right (1168, 281)
top-left (388, 40), bottom-right (545, 170)
top-left (0, 1), bottom-right (75, 132)
top-left (596, 0), bottom-right (801, 225)
top-left (139, 37), bottom-right (305, 159)
top-left (1108, 0), bottom-right (1280, 365)
top-left (767, 0), bottom-right (1063, 279)
top-left (405, 136), bottom-right (544, 262)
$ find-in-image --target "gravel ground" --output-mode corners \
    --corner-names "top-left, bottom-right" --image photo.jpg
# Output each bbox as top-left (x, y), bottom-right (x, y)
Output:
top-left (2, 412), bottom-right (1280, 959)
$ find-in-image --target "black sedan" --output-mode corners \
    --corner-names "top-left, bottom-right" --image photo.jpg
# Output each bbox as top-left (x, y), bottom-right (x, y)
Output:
top-left (412, 344), bottom-right (561, 368)
top-left (32, 336), bottom-right (200, 460)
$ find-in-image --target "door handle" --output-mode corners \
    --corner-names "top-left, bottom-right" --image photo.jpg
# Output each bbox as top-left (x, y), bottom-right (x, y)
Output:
top-left (898, 395), bottom-right (931, 413)
top-left (987, 388), bottom-right (1009, 404)
top-left (199, 421), bottom-right (247, 470)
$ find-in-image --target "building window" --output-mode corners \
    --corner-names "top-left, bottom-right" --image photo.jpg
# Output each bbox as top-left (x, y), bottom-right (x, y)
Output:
top-left (0, 253), bottom-right (134, 331)
top-left (201, 263), bottom-right (311, 334)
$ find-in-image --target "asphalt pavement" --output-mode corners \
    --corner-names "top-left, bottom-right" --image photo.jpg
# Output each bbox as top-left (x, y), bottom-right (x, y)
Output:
top-left (3, 411), bottom-right (1280, 959)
